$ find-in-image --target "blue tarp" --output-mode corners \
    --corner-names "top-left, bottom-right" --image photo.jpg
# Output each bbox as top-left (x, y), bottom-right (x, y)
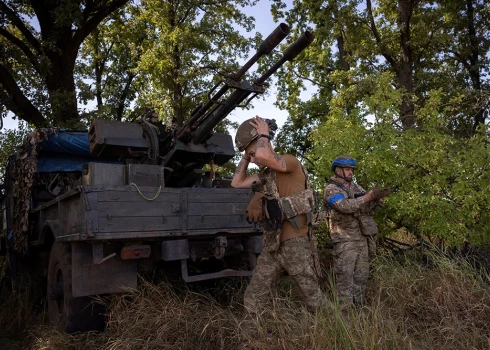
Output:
top-left (36, 129), bottom-right (122, 173)
top-left (39, 130), bottom-right (91, 156)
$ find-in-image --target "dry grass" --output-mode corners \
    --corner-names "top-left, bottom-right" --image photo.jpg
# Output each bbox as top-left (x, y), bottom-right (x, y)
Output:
top-left (1, 251), bottom-right (490, 350)
top-left (0, 275), bottom-right (46, 340)
top-left (370, 253), bottom-right (490, 349)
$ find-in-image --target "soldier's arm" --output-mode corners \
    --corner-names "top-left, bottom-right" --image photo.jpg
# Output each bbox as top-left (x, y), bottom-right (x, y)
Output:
top-left (356, 184), bottom-right (376, 213)
top-left (231, 157), bottom-right (260, 188)
top-left (250, 116), bottom-right (287, 173)
top-left (324, 186), bottom-right (365, 214)
top-left (359, 200), bottom-right (379, 213)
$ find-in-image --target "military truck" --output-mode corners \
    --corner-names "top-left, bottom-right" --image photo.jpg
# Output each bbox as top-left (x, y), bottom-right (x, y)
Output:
top-left (0, 24), bottom-right (314, 332)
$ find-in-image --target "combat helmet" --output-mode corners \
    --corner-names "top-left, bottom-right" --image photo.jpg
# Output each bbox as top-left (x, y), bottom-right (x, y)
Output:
top-left (235, 118), bottom-right (278, 152)
top-left (331, 155), bottom-right (357, 172)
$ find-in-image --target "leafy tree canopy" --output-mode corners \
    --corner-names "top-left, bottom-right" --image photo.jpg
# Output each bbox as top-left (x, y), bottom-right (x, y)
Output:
top-left (270, 0), bottom-right (490, 245)
top-left (0, 0), bottom-right (130, 127)
top-left (77, 0), bottom-right (260, 128)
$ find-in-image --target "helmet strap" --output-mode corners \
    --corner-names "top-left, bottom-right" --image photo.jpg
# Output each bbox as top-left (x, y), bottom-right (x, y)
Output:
top-left (336, 167), bottom-right (352, 183)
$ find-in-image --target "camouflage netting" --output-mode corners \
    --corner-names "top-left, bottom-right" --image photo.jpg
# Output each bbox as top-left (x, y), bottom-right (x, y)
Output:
top-left (11, 129), bottom-right (53, 255)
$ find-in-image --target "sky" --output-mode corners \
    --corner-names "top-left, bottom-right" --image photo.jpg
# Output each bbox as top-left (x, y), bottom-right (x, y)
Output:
top-left (1, 0), bottom-right (301, 132)
top-left (227, 0), bottom-right (291, 130)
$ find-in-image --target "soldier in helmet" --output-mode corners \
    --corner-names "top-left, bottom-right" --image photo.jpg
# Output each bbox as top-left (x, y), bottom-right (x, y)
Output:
top-left (232, 116), bottom-right (330, 314)
top-left (323, 155), bottom-right (390, 307)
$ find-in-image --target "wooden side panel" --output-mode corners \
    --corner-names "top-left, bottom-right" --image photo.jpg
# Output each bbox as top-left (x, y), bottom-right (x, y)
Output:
top-left (187, 189), bottom-right (252, 230)
top-left (98, 216), bottom-right (181, 233)
top-left (93, 187), bottom-right (254, 234)
top-left (60, 193), bottom-right (84, 237)
top-left (96, 188), bottom-right (181, 233)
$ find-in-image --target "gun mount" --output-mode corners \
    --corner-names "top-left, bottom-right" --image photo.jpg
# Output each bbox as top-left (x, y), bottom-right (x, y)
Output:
top-left (88, 24), bottom-right (314, 187)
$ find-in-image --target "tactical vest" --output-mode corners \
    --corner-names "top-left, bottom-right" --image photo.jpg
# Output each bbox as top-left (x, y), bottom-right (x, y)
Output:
top-left (258, 164), bottom-right (317, 230)
top-left (326, 178), bottom-right (378, 238)
top-left (256, 165), bottom-right (322, 277)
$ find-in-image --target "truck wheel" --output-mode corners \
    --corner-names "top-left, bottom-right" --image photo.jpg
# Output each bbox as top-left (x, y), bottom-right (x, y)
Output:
top-left (47, 242), bottom-right (106, 333)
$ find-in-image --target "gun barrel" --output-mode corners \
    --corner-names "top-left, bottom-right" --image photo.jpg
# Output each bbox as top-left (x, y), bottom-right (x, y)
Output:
top-left (192, 88), bottom-right (248, 144)
top-left (282, 31), bottom-right (315, 62)
top-left (191, 31), bottom-right (315, 144)
top-left (256, 31), bottom-right (314, 85)
top-left (234, 23), bottom-right (290, 78)
top-left (176, 23), bottom-right (290, 141)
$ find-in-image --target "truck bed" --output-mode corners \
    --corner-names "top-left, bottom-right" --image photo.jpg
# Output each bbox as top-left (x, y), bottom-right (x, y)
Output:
top-left (31, 185), bottom-right (259, 242)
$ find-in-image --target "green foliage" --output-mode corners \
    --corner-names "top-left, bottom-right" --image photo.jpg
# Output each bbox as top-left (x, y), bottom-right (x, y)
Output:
top-left (77, 0), bottom-right (260, 133)
top-left (0, 0), bottom-right (130, 126)
top-left (0, 122), bottom-right (30, 179)
top-left (271, 0), bottom-right (490, 137)
top-left (268, 0), bottom-right (490, 246)
top-left (77, 6), bottom-right (144, 123)
top-left (311, 85), bottom-right (490, 245)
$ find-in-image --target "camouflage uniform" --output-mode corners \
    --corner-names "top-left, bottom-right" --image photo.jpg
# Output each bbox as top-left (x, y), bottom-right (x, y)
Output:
top-left (244, 235), bottom-right (326, 313)
top-left (324, 176), bottom-right (379, 306)
top-left (244, 160), bottom-right (329, 313)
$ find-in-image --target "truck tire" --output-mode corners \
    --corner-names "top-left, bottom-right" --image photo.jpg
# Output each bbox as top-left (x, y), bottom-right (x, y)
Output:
top-left (47, 242), bottom-right (106, 333)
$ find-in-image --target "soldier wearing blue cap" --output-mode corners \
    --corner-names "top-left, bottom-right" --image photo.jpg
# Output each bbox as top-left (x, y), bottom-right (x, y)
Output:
top-left (323, 155), bottom-right (390, 306)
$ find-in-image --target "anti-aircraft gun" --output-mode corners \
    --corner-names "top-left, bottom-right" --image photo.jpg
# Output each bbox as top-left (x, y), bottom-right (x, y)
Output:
top-left (88, 23), bottom-right (314, 187)
top-left (0, 24), bottom-right (314, 333)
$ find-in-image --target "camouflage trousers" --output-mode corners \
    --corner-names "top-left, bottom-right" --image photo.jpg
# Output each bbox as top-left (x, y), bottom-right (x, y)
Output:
top-left (332, 237), bottom-right (370, 306)
top-left (244, 235), bottom-right (330, 313)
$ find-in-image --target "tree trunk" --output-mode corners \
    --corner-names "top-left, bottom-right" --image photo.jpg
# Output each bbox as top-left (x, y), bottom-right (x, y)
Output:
top-left (172, 47), bottom-right (184, 126)
top-left (170, 9), bottom-right (184, 127)
top-left (93, 29), bottom-right (105, 111)
top-left (44, 49), bottom-right (79, 126)
top-left (115, 73), bottom-right (135, 121)
top-left (0, 0), bottom-right (129, 127)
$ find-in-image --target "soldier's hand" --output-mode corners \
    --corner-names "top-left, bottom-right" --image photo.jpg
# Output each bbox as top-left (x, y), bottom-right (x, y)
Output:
top-left (250, 179), bottom-right (266, 193)
top-left (246, 193), bottom-right (264, 223)
top-left (364, 187), bottom-right (391, 202)
top-left (250, 116), bottom-right (270, 136)
top-left (264, 198), bottom-right (283, 230)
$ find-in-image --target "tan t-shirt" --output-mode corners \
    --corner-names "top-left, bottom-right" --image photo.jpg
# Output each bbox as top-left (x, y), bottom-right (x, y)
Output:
top-left (275, 154), bottom-right (309, 241)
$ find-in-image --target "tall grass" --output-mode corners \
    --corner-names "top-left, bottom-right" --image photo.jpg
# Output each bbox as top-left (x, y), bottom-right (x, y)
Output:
top-left (1, 251), bottom-right (489, 350)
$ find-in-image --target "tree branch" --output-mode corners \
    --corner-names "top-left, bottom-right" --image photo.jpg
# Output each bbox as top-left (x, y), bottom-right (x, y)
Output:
top-left (115, 72), bottom-right (136, 121)
top-left (0, 63), bottom-right (46, 126)
top-left (365, 0), bottom-right (400, 75)
top-left (290, 68), bottom-right (334, 89)
top-left (450, 50), bottom-right (471, 71)
top-left (416, 23), bottom-right (446, 63)
top-left (0, 1), bottom-right (42, 53)
top-left (76, 0), bottom-right (130, 48)
top-left (0, 28), bottom-right (41, 75)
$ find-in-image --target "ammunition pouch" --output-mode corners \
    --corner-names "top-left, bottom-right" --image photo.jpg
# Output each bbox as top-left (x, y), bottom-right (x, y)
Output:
top-left (358, 215), bottom-right (378, 236)
top-left (279, 188), bottom-right (315, 230)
